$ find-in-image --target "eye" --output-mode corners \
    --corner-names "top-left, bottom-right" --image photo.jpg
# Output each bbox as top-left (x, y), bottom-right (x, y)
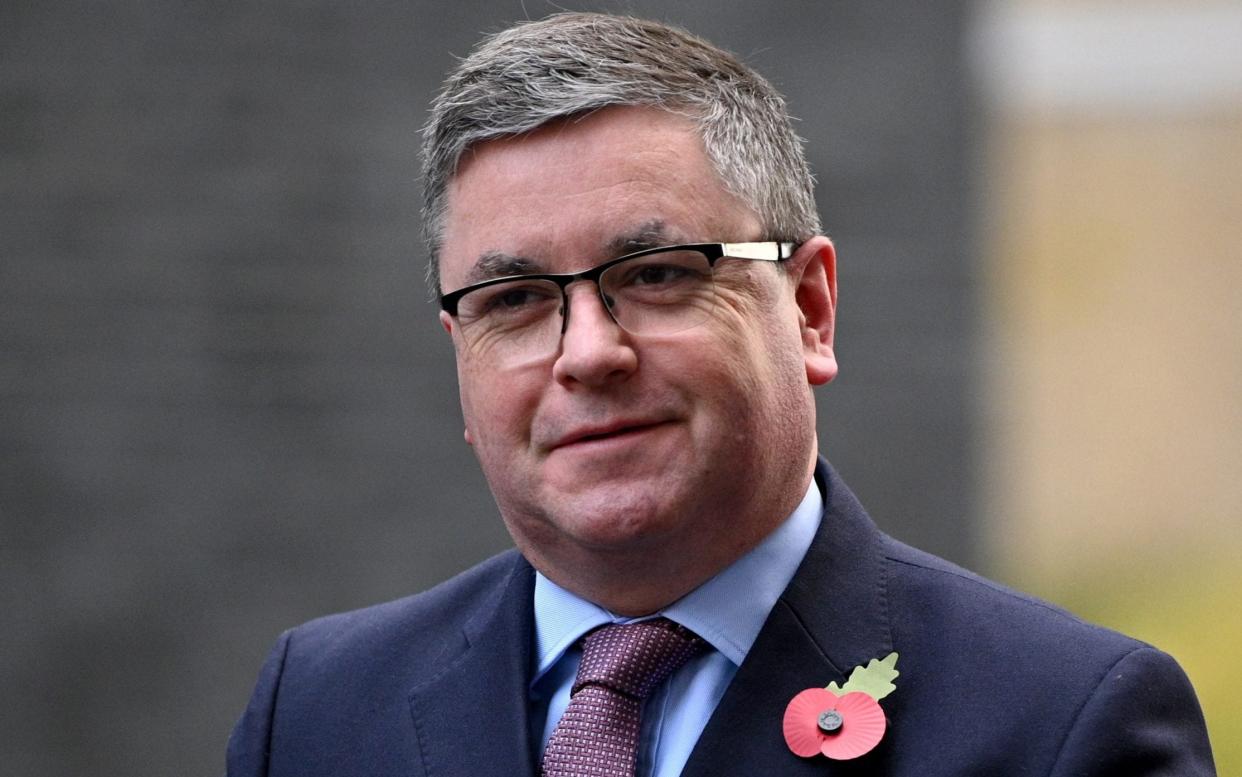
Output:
top-left (490, 287), bottom-right (543, 310)
top-left (632, 263), bottom-right (691, 286)
top-left (614, 251), bottom-right (710, 287)
top-left (469, 280), bottom-right (560, 321)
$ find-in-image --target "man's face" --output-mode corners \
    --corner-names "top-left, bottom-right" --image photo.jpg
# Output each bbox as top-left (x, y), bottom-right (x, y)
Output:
top-left (438, 106), bottom-right (836, 610)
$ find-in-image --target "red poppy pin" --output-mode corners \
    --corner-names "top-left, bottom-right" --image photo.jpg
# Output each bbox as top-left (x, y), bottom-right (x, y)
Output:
top-left (782, 652), bottom-right (899, 761)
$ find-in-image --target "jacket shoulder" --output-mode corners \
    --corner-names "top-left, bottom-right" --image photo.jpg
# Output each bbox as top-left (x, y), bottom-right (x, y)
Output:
top-left (280, 549), bottom-right (528, 685)
top-left (228, 550), bottom-right (534, 776)
top-left (875, 537), bottom-right (1214, 774)
top-left (880, 536), bottom-right (1142, 658)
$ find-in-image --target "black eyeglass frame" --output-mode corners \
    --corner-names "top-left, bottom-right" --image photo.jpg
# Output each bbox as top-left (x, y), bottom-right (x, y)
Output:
top-left (438, 241), bottom-right (798, 320)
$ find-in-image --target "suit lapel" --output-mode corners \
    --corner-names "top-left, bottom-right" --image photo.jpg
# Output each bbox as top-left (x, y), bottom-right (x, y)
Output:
top-left (683, 460), bottom-right (895, 775)
top-left (407, 557), bottom-right (539, 777)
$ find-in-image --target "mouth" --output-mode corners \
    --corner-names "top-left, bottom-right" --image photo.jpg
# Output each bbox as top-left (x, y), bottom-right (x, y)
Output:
top-left (550, 420), bottom-right (671, 451)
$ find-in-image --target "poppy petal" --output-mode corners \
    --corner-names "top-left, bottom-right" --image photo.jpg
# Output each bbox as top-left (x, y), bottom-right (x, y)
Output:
top-left (783, 688), bottom-right (840, 757)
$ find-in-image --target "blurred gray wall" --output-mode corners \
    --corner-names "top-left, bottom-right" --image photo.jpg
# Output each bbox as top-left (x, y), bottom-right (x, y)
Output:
top-left (1, 1), bottom-right (975, 774)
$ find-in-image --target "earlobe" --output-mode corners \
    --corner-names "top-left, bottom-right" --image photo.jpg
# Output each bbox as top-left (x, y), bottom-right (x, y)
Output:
top-left (792, 237), bottom-right (839, 386)
top-left (464, 427), bottom-right (474, 445)
top-left (439, 310), bottom-right (454, 335)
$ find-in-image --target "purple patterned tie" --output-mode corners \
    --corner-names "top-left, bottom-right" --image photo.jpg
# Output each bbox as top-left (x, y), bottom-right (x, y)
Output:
top-left (542, 618), bottom-right (704, 777)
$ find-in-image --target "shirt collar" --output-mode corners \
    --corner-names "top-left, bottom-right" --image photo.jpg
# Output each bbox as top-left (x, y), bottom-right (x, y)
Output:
top-left (531, 478), bottom-right (823, 682)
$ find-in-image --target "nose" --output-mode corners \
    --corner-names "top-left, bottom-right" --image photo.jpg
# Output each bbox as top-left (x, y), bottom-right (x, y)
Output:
top-left (551, 282), bottom-right (638, 388)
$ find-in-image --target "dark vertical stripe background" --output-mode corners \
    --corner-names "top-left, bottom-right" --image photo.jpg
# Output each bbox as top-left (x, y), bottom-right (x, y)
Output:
top-left (0, 2), bottom-right (975, 773)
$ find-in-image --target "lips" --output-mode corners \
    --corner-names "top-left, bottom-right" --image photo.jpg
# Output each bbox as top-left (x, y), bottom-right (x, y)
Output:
top-left (547, 419), bottom-right (670, 451)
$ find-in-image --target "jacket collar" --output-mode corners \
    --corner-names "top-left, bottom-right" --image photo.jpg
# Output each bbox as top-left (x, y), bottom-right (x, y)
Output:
top-left (407, 555), bottom-right (539, 777)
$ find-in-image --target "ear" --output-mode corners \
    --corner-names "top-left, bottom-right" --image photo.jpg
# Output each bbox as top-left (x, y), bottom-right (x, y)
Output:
top-left (789, 236), bottom-right (838, 385)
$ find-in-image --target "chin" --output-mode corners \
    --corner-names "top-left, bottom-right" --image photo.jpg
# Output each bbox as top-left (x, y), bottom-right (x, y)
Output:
top-left (547, 486), bottom-right (683, 549)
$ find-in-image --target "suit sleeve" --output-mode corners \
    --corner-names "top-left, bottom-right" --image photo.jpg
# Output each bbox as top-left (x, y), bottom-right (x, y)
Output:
top-left (1049, 646), bottom-right (1216, 776)
top-left (226, 630), bottom-right (293, 777)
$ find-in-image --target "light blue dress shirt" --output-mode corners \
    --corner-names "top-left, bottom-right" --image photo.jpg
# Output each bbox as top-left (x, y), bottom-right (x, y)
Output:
top-left (529, 479), bottom-right (823, 777)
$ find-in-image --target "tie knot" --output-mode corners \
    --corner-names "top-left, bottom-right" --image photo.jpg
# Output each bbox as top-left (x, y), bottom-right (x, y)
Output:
top-left (573, 618), bottom-right (703, 700)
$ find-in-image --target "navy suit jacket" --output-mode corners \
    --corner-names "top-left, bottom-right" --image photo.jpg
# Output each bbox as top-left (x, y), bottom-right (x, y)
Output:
top-left (228, 460), bottom-right (1215, 775)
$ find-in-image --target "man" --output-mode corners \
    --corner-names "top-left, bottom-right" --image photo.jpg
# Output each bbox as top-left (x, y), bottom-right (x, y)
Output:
top-left (228, 13), bottom-right (1215, 776)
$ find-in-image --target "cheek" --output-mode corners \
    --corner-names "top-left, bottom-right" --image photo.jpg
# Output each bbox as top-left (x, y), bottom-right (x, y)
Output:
top-left (455, 353), bottom-right (495, 429)
top-left (698, 289), bottom-right (809, 414)
top-left (456, 359), bottom-right (541, 446)
top-left (667, 321), bottom-right (776, 422)
top-left (705, 279), bottom-right (800, 373)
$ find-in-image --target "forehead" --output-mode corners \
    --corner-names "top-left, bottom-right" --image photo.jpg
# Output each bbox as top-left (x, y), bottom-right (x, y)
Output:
top-left (438, 106), bottom-right (760, 290)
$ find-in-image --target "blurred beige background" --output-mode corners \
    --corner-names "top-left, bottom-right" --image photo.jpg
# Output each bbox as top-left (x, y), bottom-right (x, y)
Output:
top-left (975, 1), bottom-right (1242, 767)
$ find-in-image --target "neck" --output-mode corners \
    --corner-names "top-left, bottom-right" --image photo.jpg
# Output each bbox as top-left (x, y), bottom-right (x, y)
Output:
top-left (520, 474), bottom-right (814, 616)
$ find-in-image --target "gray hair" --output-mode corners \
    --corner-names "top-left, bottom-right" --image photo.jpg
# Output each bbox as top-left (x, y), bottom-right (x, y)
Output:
top-left (421, 12), bottom-right (821, 294)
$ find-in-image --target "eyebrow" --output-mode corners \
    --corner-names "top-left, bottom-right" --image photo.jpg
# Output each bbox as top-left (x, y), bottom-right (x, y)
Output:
top-left (463, 251), bottom-right (547, 285)
top-left (460, 220), bottom-right (683, 286)
top-left (605, 220), bottom-right (676, 256)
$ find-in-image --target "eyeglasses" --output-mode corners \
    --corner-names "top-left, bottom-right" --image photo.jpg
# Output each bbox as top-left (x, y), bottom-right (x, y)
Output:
top-left (440, 241), bottom-right (795, 366)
